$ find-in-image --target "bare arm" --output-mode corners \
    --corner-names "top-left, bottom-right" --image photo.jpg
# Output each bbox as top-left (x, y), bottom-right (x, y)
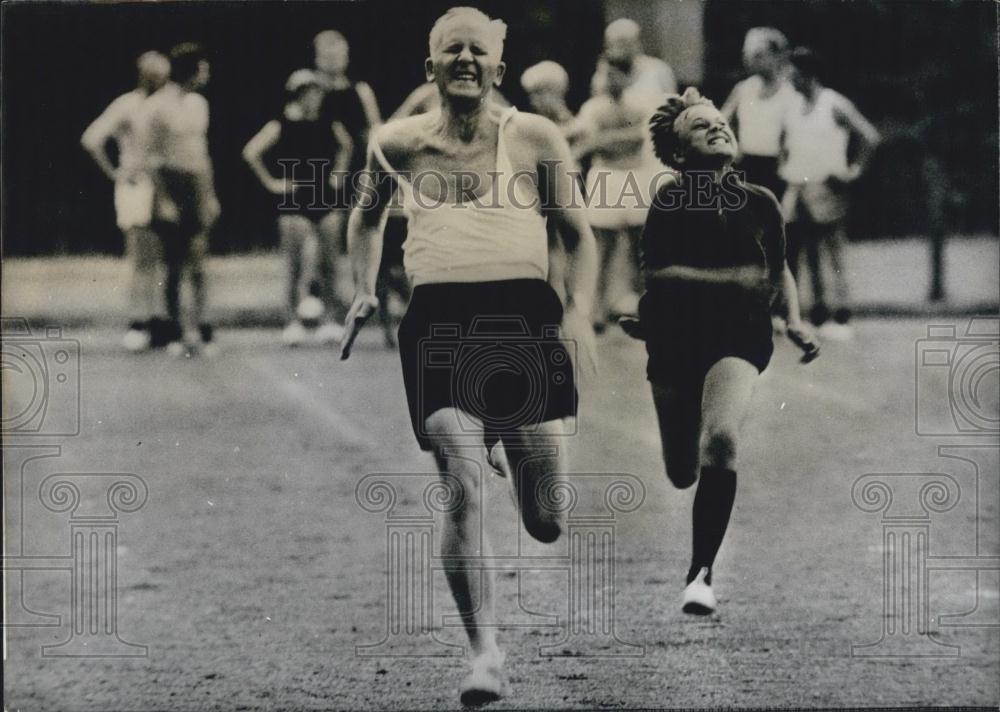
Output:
top-left (720, 84), bottom-right (742, 141)
top-left (836, 97), bottom-right (881, 174)
top-left (241, 120), bottom-right (285, 193)
top-left (356, 81), bottom-right (382, 130)
top-left (340, 131), bottom-right (399, 359)
top-left (80, 100), bottom-right (122, 182)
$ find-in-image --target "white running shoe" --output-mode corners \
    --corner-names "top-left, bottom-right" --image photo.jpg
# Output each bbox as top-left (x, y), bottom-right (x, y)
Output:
top-left (166, 341), bottom-right (188, 358)
top-left (681, 567), bottom-right (717, 615)
top-left (459, 650), bottom-right (507, 706)
top-left (122, 328), bottom-right (150, 353)
top-left (316, 321), bottom-right (345, 345)
top-left (282, 320), bottom-right (307, 347)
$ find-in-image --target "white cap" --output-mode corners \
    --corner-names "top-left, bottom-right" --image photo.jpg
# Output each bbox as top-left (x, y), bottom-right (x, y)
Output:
top-left (605, 18), bottom-right (641, 43)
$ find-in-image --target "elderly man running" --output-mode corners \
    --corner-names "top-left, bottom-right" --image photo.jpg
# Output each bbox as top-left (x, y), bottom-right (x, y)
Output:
top-left (341, 7), bottom-right (597, 705)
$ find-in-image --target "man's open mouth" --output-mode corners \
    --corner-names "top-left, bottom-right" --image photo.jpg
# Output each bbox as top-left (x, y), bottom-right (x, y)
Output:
top-left (708, 134), bottom-right (730, 146)
top-left (452, 70), bottom-right (478, 83)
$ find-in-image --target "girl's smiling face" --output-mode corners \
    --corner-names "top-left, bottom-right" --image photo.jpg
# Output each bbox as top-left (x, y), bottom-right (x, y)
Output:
top-left (673, 103), bottom-right (738, 166)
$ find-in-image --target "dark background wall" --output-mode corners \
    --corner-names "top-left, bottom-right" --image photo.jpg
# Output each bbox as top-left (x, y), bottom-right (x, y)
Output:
top-left (2, 0), bottom-right (996, 256)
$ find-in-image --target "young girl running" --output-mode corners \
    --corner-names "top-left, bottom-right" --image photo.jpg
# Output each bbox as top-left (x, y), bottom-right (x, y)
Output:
top-left (634, 88), bottom-right (817, 614)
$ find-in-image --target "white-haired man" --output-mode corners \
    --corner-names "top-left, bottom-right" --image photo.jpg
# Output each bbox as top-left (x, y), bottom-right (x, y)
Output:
top-left (81, 51), bottom-right (170, 352)
top-left (341, 7), bottom-right (598, 704)
top-left (590, 18), bottom-right (676, 102)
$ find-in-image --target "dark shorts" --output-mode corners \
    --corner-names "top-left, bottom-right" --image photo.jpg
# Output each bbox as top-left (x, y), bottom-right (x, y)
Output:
top-left (737, 154), bottom-right (784, 201)
top-left (398, 279), bottom-right (577, 451)
top-left (152, 168), bottom-right (202, 264)
top-left (640, 296), bottom-right (774, 387)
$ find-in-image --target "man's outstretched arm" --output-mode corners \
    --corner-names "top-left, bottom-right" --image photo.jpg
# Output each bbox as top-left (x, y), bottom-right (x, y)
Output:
top-left (341, 132), bottom-right (397, 359)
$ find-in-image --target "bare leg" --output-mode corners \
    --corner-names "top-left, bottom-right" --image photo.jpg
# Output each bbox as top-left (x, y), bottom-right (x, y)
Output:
top-left (803, 223), bottom-right (828, 324)
top-left (187, 233), bottom-right (210, 332)
top-left (424, 408), bottom-right (501, 662)
top-left (280, 216), bottom-right (305, 319)
top-left (826, 224), bottom-right (851, 314)
top-left (592, 227), bottom-right (617, 328)
top-left (500, 420), bottom-right (567, 544)
top-left (125, 227), bottom-right (162, 322)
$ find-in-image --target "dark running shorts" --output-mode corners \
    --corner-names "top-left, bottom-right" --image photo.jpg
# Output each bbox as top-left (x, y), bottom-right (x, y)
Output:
top-left (398, 279), bottom-right (577, 451)
top-left (736, 154), bottom-right (784, 201)
top-left (152, 168), bottom-right (203, 264)
top-left (642, 312), bottom-right (774, 387)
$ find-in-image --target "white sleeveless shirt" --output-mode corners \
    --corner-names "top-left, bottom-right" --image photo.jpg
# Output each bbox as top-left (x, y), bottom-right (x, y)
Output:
top-left (732, 75), bottom-right (799, 158)
top-left (778, 88), bottom-right (851, 185)
top-left (371, 107), bottom-right (549, 287)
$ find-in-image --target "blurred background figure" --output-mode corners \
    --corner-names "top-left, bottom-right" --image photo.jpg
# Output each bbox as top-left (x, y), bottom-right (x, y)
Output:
top-left (778, 47), bottom-right (881, 339)
top-left (145, 42), bottom-right (219, 356)
top-left (580, 18), bottom-right (677, 330)
top-left (520, 60), bottom-right (576, 131)
top-left (577, 56), bottom-right (660, 331)
top-left (81, 51), bottom-right (171, 352)
top-left (311, 30), bottom-right (382, 339)
top-left (591, 18), bottom-right (677, 100)
top-left (721, 27), bottom-right (798, 199)
top-left (242, 69), bottom-right (354, 346)
top-left (521, 60), bottom-right (589, 306)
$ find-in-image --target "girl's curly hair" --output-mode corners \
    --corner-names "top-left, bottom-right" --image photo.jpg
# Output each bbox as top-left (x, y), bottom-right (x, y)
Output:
top-left (649, 87), bottom-right (715, 169)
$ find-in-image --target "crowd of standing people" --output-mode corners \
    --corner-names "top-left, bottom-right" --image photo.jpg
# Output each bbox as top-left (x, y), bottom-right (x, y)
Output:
top-left (83, 16), bottom-right (877, 354)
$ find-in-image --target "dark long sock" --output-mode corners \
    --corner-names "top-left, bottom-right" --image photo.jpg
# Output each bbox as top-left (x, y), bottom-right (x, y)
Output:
top-left (687, 466), bottom-right (737, 585)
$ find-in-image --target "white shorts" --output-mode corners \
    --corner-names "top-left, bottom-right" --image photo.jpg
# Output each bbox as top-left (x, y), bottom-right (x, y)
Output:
top-left (586, 166), bottom-right (663, 230)
top-left (114, 176), bottom-right (155, 231)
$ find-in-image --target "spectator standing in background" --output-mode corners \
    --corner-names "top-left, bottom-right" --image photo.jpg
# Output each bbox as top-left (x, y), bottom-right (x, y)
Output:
top-left (311, 30), bottom-right (382, 337)
top-left (721, 27), bottom-right (798, 200)
top-left (144, 42), bottom-right (219, 356)
top-left (242, 69), bottom-right (354, 346)
top-left (590, 18), bottom-right (676, 101)
top-left (521, 60), bottom-right (588, 305)
top-left (81, 51), bottom-right (171, 352)
top-left (779, 47), bottom-right (880, 339)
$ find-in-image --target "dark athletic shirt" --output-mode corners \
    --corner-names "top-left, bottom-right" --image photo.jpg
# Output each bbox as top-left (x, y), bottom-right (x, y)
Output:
top-left (639, 176), bottom-right (785, 334)
top-left (319, 83), bottom-right (368, 176)
top-left (273, 115), bottom-right (342, 216)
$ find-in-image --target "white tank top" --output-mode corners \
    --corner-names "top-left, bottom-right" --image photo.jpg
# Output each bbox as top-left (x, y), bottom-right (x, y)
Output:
top-left (779, 88), bottom-right (851, 185)
top-left (733, 75), bottom-right (798, 157)
top-left (371, 108), bottom-right (549, 287)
